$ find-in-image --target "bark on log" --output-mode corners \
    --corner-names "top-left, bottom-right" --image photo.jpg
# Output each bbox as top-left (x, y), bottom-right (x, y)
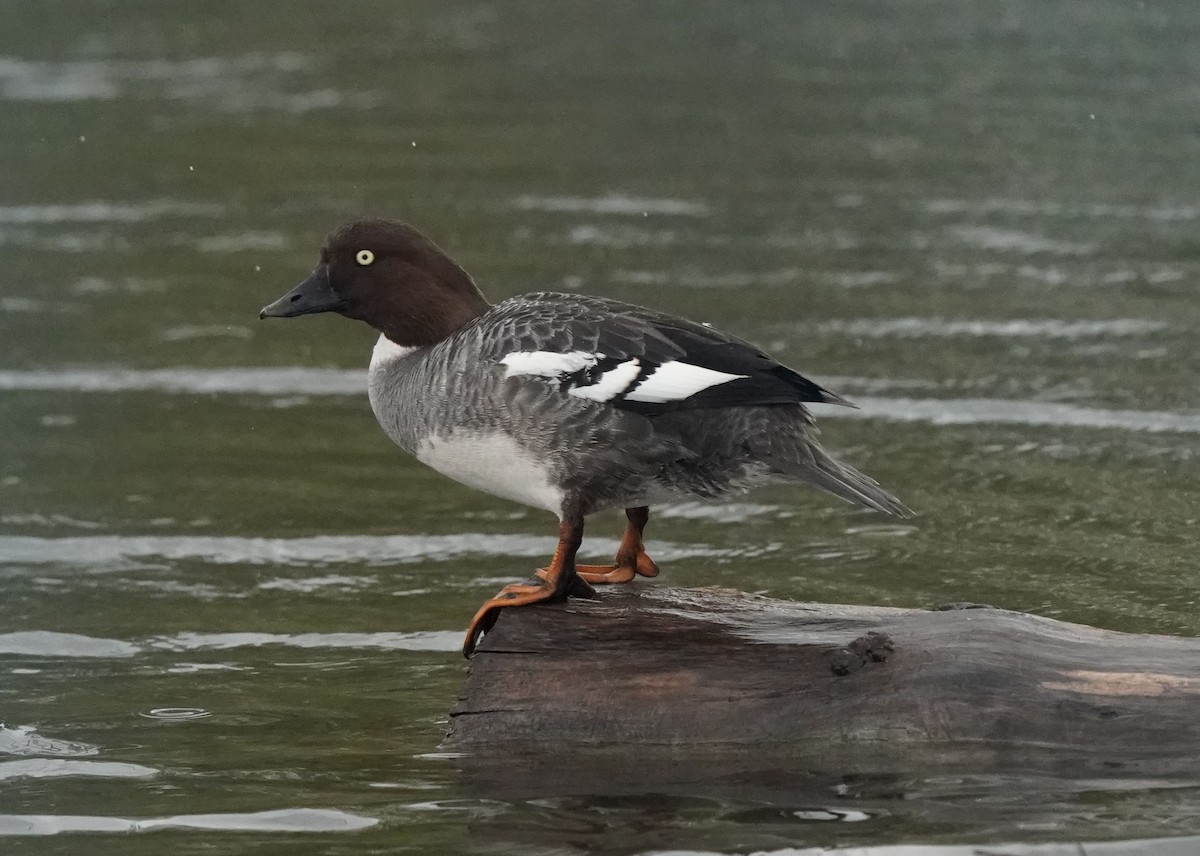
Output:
top-left (446, 586), bottom-right (1200, 782)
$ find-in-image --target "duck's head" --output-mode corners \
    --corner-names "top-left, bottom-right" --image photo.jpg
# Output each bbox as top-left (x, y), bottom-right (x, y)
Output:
top-left (260, 219), bottom-right (490, 347)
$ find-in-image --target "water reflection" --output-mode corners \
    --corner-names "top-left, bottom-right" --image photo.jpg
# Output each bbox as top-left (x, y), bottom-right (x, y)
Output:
top-left (454, 766), bottom-right (1200, 855)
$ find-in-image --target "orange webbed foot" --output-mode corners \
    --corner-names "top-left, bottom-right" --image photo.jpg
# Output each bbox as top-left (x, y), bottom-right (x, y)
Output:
top-left (463, 517), bottom-right (589, 658)
top-left (462, 581), bottom-right (558, 657)
top-left (574, 547), bottom-right (659, 584)
top-left (574, 562), bottom-right (636, 585)
top-left (460, 510), bottom-right (660, 657)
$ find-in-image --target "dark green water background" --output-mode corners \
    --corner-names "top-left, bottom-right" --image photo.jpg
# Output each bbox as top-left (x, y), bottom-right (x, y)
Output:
top-left (3, 2), bottom-right (1200, 852)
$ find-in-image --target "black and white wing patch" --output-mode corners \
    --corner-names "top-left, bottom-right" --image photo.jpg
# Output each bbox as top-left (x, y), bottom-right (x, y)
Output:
top-left (500, 351), bottom-right (748, 406)
top-left (488, 293), bottom-right (851, 415)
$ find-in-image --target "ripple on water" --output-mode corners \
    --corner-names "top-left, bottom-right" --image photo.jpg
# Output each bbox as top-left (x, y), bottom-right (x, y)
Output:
top-left (0, 296), bottom-right (55, 313)
top-left (0, 366), bottom-right (365, 395)
top-left (566, 224), bottom-right (682, 248)
top-left (257, 574), bottom-right (377, 592)
top-left (160, 324), bottom-right (253, 341)
top-left (723, 805), bottom-right (876, 824)
top-left (833, 397), bottom-right (1200, 434)
top-left (0, 759), bottom-right (157, 781)
top-left (0, 53), bottom-right (365, 115)
top-left (0, 808), bottom-right (378, 836)
top-left (0, 631), bottom-right (140, 658)
top-left (924, 196), bottom-right (1200, 222)
top-left (842, 524), bottom-right (917, 538)
top-left (951, 225), bottom-right (1096, 256)
top-left (138, 707), bottom-right (212, 721)
top-left (0, 628), bottom-right (465, 659)
top-left (816, 317), bottom-right (1167, 339)
top-left (512, 194), bottom-right (710, 217)
top-left (193, 231), bottom-right (290, 252)
top-left (655, 502), bottom-right (780, 523)
top-left (0, 199), bottom-right (225, 224)
top-left (163, 662), bottom-right (248, 674)
top-left (0, 533), bottom-right (738, 570)
top-left (0, 725), bottom-right (98, 757)
top-left (149, 630), bottom-right (462, 654)
top-left (644, 836), bottom-right (1200, 855)
top-left (0, 513), bottom-right (103, 530)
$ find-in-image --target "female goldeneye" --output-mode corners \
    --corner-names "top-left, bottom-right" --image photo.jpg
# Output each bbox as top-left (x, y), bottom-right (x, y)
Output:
top-left (261, 219), bottom-right (911, 657)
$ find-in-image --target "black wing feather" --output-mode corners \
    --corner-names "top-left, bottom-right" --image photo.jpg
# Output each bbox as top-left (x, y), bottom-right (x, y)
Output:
top-left (482, 292), bottom-right (850, 415)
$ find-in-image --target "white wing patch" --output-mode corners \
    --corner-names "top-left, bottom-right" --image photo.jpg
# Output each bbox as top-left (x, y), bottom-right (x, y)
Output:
top-left (625, 360), bottom-right (746, 403)
top-left (500, 350), bottom-right (600, 378)
top-left (569, 358), bottom-right (641, 401)
top-left (500, 350), bottom-right (747, 405)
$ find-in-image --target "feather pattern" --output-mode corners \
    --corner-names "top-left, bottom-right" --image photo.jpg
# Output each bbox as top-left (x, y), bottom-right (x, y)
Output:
top-left (484, 292), bottom-right (848, 414)
top-left (366, 291), bottom-right (909, 519)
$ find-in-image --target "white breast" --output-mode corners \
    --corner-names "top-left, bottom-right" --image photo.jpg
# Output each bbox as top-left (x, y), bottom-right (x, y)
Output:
top-left (414, 431), bottom-right (565, 516)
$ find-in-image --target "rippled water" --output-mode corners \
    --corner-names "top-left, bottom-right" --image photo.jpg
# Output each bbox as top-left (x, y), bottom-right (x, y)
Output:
top-left (3, 1), bottom-right (1200, 853)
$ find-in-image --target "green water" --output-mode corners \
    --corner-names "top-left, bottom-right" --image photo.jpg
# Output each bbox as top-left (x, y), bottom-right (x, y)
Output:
top-left (3, 1), bottom-right (1200, 852)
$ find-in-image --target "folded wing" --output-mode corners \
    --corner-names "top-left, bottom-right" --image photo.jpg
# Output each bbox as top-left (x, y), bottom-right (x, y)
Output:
top-left (485, 293), bottom-right (850, 416)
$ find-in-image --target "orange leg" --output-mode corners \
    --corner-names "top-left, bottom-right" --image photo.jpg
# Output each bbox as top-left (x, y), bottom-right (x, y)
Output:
top-left (574, 506), bottom-right (659, 584)
top-left (463, 516), bottom-right (589, 657)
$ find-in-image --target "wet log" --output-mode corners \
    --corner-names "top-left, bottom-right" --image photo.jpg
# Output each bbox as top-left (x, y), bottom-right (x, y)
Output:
top-left (446, 586), bottom-right (1200, 785)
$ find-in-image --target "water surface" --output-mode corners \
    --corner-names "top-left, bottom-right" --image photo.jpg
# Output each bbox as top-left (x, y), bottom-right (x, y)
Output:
top-left (3, 1), bottom-right (1200, 852)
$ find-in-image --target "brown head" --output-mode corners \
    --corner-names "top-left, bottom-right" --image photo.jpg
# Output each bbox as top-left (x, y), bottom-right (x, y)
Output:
top-left (259, 219), bottom-right (491, 346)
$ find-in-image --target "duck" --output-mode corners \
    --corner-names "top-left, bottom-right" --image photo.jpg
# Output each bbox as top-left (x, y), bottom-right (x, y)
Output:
top-left (260, 219), bottom-right (911, 657)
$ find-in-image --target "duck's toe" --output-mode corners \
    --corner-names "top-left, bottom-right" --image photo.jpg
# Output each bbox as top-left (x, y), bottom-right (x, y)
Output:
top-left (463, 581), bottom-right (560, 657)
top-left (634, 550), bottom-right (660, 578)
top-left (574, 562), bottom-right (636, 585)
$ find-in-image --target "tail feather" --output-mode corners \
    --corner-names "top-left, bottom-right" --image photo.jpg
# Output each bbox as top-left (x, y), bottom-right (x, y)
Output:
top-left (784, 443), bottom-right (913, 518)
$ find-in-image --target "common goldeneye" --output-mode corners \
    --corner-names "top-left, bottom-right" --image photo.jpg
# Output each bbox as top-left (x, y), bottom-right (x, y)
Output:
top-left (261, 219), bottom-right (911, 657)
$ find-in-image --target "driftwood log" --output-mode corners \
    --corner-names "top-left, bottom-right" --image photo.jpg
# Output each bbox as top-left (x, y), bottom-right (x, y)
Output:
top-left (447, 586), bottom-right (1200, 790)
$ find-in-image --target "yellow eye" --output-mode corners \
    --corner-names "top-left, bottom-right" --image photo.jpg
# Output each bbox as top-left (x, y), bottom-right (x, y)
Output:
top-left (355, 249), bottom-right (375, 266)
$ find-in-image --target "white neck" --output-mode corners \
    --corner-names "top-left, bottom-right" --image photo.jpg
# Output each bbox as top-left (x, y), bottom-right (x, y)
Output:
top-left (369, 334), bottom-right (421, 372)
